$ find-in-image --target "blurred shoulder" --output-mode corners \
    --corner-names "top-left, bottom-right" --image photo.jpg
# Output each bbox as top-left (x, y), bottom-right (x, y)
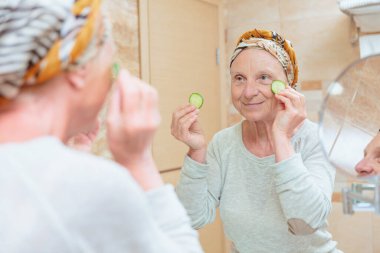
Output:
top-left (0, 136), bottom-right (142, 197)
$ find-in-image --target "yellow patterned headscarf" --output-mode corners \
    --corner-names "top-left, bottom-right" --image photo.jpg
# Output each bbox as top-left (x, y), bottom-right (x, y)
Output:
top-left (230, 29), bottom-right (299, 87)
top-left (0, 0), bottom-right (105, 99)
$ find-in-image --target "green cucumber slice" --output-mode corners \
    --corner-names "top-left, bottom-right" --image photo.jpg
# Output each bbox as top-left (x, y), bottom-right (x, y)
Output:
top-left (112, 63), bottom-right (120, 78)
top-left (189, 93), bottom-right (204, 109)
top-left (271, 80), bottom-right (286, 94)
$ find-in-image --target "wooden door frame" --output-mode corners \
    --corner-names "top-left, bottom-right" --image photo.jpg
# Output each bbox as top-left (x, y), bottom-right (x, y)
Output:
top-left (138, 0), bottom-right (228, 129)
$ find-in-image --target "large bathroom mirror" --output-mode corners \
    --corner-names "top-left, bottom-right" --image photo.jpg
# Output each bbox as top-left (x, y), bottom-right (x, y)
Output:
top-left (319, 54), bottom-right (380, 214)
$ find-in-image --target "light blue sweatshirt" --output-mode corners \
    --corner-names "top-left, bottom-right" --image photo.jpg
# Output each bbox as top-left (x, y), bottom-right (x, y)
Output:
top-left (176, 120), bottom-right (341, 253)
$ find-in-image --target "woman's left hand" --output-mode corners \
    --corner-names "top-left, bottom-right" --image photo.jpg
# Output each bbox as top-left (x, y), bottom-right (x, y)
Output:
top-left (272, 87), bottom-right (307, 140)
top-left (66, 118), bottom-right (100, 152)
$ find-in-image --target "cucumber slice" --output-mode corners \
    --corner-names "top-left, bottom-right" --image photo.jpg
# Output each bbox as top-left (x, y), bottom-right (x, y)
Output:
top-left (271, 80), bottom-right (286, 94)
top-left (112, 63), bottom-right (120, 78)
top-left (189, 93), bottom-right (204, 109)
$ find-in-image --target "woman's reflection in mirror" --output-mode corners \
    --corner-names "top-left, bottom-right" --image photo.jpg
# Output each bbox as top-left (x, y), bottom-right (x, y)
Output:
top-left (355, 130), bottom-right (380, 176)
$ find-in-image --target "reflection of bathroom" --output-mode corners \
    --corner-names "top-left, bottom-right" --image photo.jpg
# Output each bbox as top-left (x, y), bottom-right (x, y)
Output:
top-left (94, 0), bottom-right (380, 252)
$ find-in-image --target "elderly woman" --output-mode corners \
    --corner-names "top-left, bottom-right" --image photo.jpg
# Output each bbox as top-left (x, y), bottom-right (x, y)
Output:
top-left (0, 1), bottom-right (203, 252)
top-left (171, 29), bottom-right (340, 252)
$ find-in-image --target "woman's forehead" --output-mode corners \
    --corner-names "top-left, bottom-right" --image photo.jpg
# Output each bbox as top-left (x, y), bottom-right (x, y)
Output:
top-left (231, 48), bottom-right (283, 72)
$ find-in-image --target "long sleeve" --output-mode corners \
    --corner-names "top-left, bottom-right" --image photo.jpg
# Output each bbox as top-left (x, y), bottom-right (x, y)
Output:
top-left (79, 170), bottom-right (205, 253)
top-left (175, 140), bottom-right (223, 229)
top-left (273, 129), bottom-right (335, 235)
top-left (144, 185), bottom-right (204, 253)
top-left (0, 138), bottom-right (204, 253)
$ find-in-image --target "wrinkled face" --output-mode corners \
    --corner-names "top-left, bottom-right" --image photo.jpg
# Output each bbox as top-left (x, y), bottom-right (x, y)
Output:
top-left (355, 134), bottom-right (380, 176)
top-left (230, 48), bottom-right (288, 122)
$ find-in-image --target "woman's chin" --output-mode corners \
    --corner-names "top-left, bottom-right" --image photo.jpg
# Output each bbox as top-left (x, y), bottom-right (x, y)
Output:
top-left (241, 111), bottom-right (274, 123)
top-left (242, 114), bottom-right (264, 122)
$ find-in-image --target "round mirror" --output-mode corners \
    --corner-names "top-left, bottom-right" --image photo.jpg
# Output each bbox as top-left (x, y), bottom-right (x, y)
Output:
top-left (319, 54), bottom-right (380, 180)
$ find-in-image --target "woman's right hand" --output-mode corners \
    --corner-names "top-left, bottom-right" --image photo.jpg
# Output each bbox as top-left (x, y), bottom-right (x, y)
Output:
top-left (106, 69), bottom-right (163, 191)
top-left (171, 105), bottom-right (207, 162)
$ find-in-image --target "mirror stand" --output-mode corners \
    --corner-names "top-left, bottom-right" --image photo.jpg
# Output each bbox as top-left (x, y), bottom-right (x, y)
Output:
top-left (342, 176), bottom-right (380, 214)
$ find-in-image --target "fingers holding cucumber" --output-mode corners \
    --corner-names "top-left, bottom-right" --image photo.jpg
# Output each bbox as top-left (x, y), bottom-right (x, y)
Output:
top-left (171, 93), bottom-right (206, 152)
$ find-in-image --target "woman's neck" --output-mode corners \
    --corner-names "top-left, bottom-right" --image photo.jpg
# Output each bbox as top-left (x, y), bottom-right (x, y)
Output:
top-left (0, 94), bottom-right (67, 143)
top-left (242, 119), bottom-right (275, 157)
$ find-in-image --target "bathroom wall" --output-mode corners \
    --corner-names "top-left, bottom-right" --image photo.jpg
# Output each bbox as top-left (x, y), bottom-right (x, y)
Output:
top-left (329, 202), bottom-right (380, 253)
top-left (223, 0), bottom-right (360, 124)
top-left (104, 0), bottom-right (140, 76)
top-left (92, 0), bottom-right (140, 157)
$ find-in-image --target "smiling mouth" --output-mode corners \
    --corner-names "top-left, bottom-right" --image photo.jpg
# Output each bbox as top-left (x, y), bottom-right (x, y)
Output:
top-left (242, 101), bottom-right (264, 106)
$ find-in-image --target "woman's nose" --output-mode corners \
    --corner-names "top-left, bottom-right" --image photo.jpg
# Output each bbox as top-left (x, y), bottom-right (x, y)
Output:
top-left (243, 81), bottom-right (260, 98)
top-left (355, 158), bottom-right (375, 176)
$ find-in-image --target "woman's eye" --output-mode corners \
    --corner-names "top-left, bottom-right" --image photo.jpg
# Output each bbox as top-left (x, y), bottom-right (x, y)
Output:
top-left (257, 74), bottom-right (272, 84)
top-left (235, 75), bottom-right (244, 81)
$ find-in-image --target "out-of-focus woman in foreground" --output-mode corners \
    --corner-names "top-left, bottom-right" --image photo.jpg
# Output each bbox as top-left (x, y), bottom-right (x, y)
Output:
top-left (0, 1), bottom-right (203, 252)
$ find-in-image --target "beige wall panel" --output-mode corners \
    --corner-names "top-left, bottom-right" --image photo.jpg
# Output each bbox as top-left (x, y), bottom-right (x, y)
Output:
top-left (301, 90), bottom-right (323, 122)
top-left (160, 169), bottom-right (226, 253)
top-left (328, 203), bottom-right (373, 253)
top-left (279, 0), bottom-right (341, 21)
top-left (281, 15), bottom-right (359, 82)
top-left (225, 0), bottom-right (280, 28)
top-left (148, 0), bottom-right (222, 171)
top-left (372, 213), bottom-right (380, 252)
top-left (200, 0), bottom-right (221, 5)
top-left (301, 80), bottom-right (323, 91)
top-left (160, 169), bottom-right (181, 186)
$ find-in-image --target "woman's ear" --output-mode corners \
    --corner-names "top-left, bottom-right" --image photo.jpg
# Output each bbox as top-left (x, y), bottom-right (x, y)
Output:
top-left (64, 63), bottom-right (90, 90)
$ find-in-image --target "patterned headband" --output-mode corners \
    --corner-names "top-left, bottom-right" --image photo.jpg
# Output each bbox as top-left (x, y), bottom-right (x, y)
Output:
top-left (0, 0), bottom-right (104, 99)
top-left (230, 29), bottom-right (299, 87)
